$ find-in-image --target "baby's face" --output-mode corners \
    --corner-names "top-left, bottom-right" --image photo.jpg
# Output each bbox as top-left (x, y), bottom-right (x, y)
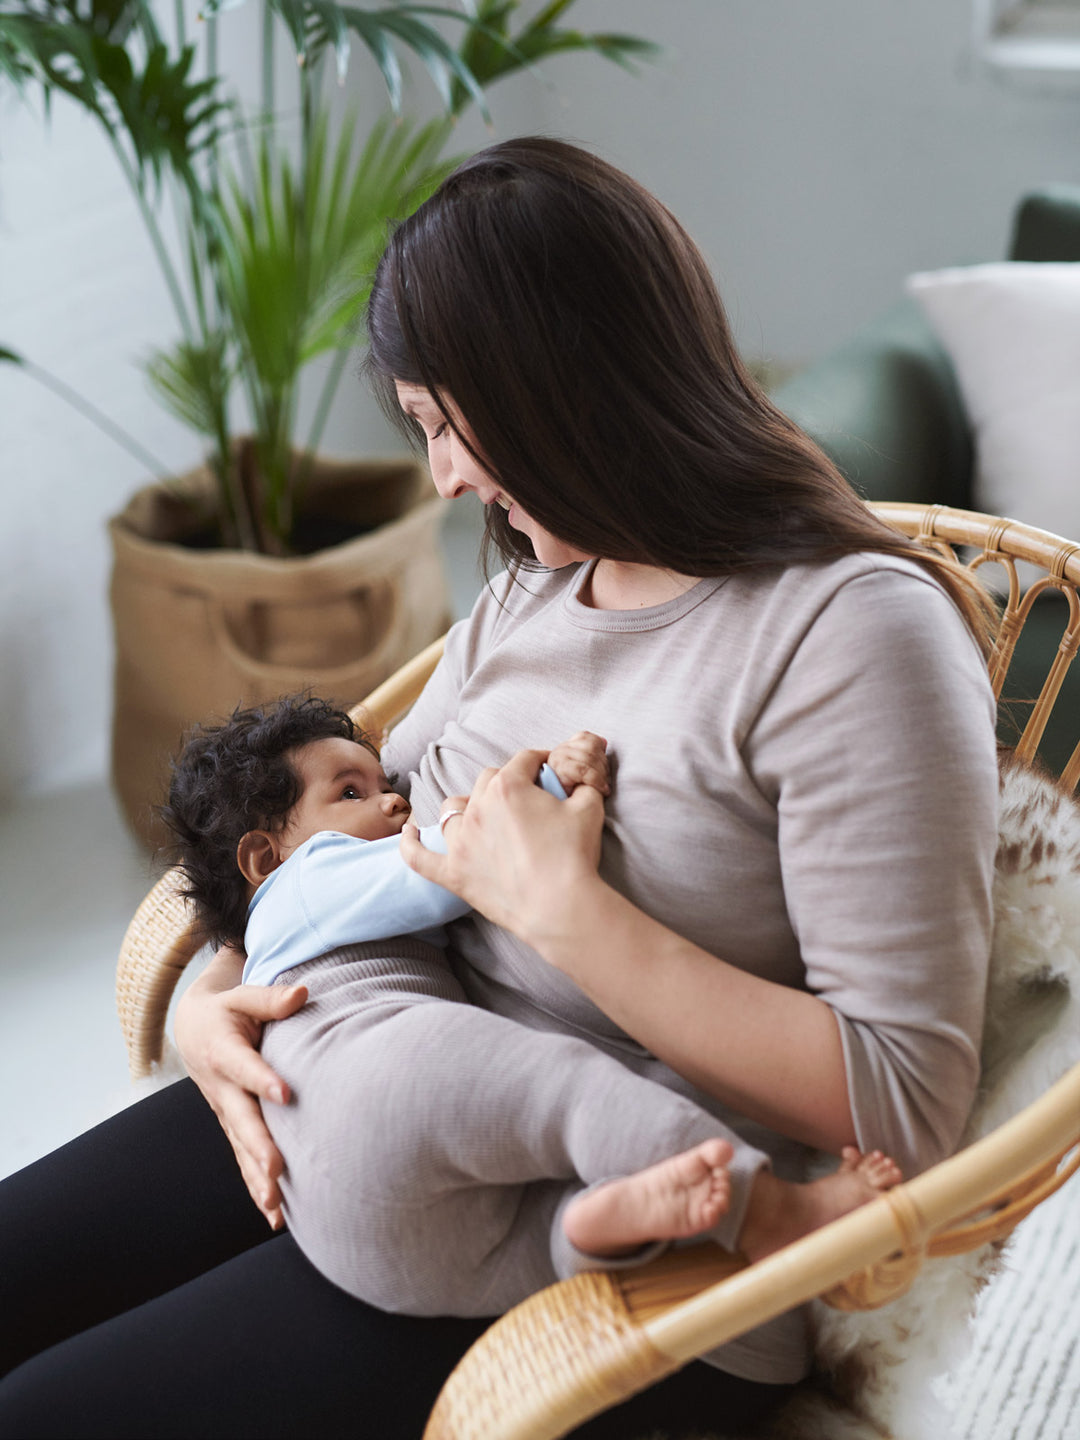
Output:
top-left (277, 737), bottom-right (410, 860)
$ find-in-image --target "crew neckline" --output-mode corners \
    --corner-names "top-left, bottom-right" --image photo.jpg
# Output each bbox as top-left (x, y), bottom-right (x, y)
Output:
top-left (562, 561), bottom-right (726, 632)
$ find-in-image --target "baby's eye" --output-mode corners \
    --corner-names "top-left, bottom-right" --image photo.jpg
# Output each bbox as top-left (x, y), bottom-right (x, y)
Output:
top-left (341, 785), bottom-right (360, 800)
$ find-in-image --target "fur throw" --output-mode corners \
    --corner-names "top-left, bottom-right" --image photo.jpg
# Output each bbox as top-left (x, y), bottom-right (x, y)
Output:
top-left (753, 757), bottom-right (1080, 1440)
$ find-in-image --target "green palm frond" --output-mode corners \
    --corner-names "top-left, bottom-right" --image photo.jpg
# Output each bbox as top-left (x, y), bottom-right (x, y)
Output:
top-left (144, 334), bottom-right (233, 439)
top-left (4, 0), bottom-right (658, 551)
top-left (445, 0), bottom-right (662, 113)
top-left (211, 115), bottom-right (452, 385)
top-left (0, 1), bottom-right (227, 193)
top-left (343, 6), bottom-right (492, 118)
top-left (298, 114), bottom-right (456, 358)
top-left (0, 20), bottom-right (39, 89)
top-left (193, 112), bottom-right (456, 546)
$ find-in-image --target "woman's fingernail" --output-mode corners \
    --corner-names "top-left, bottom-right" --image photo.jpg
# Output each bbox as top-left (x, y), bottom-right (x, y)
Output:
top-left (269, 1084), bottom-right (285, 1104)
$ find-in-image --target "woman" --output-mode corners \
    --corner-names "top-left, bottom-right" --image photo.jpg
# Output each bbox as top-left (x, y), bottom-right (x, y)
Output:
top-left (0, 138), bottom-right (999, 1439)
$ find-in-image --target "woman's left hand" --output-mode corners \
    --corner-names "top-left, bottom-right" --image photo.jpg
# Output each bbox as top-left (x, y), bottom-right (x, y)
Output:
top-left (400, 748), bottom-right (606, 949)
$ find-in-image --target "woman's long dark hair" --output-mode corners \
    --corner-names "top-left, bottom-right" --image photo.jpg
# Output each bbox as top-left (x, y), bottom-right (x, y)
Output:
top-left (366, 136), bottom-right (992, 647)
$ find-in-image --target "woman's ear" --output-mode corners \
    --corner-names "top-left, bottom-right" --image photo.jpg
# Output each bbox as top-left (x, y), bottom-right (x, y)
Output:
top-left (237, 830), bottom-right (282, 887)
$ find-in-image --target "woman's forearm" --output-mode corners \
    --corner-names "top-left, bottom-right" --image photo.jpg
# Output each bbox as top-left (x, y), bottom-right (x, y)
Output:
top-left (529, 874), bottom-right (856, 1155)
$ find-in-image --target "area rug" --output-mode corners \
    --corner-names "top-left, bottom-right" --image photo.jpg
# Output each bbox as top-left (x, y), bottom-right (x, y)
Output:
top-left (936, 1169), bottom-right (1080, 1440)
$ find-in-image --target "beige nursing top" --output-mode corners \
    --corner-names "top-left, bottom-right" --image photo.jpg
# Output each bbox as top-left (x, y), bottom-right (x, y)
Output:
top-left (382, 551), bottom-right (999, 1382)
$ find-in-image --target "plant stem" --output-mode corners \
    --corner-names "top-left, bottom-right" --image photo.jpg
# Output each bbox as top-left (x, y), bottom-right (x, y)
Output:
top-left (18, 359), bottom-right (168, 476)
top-left (206, 12), bottom-right (218, 94)
top-left (173, 0), bottom-right (186, 50)
top-left (298, 344), bottom-right (351, 497)
top-left (110, 141), bottom-right (196, 344)
top-left (262, 4), bottom-right (275, 120)
top-left (205, 14), bottom-right (221, 192)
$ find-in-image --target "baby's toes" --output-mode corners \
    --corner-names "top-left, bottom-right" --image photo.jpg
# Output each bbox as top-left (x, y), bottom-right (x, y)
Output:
top-left (864, 1153), bottom-right (902, 1190)
top-left (701, 1138), bottom-right (734, 1169)
top-left (714, 1169), bottom-right (732, 1212)
top-left (702, 1172), bottom-right (731, 1226)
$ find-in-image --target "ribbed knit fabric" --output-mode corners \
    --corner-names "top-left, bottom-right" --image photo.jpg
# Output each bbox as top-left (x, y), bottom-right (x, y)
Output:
top-left (261, 942), bottom-right (760, 1320)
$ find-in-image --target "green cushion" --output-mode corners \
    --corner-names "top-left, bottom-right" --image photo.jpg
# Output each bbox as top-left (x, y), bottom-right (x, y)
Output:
top-left (772, 300), bottom-right (970, 508)
top-left (1009, 186), bottom-right (1080, 262)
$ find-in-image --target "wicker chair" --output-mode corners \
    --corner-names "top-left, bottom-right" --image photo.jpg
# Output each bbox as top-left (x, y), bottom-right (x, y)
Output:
top-left (115, 503), bottom-right (1080, 1440)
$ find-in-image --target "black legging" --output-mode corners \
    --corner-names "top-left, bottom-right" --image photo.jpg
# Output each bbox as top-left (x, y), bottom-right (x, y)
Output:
top-left (0, 1080), bottom-right (790, 1438)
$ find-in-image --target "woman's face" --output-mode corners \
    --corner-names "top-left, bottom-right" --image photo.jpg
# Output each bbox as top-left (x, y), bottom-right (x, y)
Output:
top-left (394, 382), bottom-right (592, 570)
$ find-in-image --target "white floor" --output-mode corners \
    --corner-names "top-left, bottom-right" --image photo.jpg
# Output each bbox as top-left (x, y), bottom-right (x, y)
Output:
top-left (0, 780), bottom-right (159, 1178)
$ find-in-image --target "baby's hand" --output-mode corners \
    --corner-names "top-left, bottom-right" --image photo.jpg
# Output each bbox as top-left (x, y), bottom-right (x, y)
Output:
top-left (547, 731), bottom-right (610, 796)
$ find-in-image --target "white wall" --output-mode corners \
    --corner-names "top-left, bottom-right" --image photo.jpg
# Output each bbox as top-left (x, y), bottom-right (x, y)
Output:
top-left (2, 0), bottom-right (1080, 802)
top-left (530, 0), bottom-right (1080, 360)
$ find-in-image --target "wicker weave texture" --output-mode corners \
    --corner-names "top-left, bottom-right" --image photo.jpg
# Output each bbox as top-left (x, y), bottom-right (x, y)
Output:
top-left (116, 868), bottom-right (205, 1078)
top-left (424, 1271), bottom-right (680, 1440)
top-left (874, 503), bottom-right (1080, 786)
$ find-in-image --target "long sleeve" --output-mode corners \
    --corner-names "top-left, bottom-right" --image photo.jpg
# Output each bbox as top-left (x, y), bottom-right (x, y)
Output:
top-left (743, 565), bottom-right (998, 1173)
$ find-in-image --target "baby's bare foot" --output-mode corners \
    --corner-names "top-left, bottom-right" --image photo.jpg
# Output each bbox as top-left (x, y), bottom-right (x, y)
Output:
top-left (563, 1138), bottom-right (734, 1258)
top-left (739, 1146), bottom-right (903, 1264)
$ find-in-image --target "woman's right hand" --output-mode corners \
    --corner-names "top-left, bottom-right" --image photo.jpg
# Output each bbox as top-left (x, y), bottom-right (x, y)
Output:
top-left (174, 945), bottom-right (308, 1228)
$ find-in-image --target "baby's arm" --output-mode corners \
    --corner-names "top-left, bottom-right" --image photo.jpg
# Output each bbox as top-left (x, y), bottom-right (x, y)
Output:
top-left (243, 833), bottom-right (472, 986)
top-left (546, 731), bottom-right (610, 797)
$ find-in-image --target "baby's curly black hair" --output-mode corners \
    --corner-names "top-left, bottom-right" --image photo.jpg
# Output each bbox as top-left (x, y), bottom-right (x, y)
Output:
top-left (160, 695), bottom-right (378, 951)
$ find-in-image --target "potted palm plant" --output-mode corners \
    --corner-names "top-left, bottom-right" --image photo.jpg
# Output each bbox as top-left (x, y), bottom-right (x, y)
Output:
top-left (0, 0), bottom-right (656, 845)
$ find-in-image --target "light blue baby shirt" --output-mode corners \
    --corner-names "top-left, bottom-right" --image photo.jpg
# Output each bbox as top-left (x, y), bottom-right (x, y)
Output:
top-left (242, 765), bottom-right (567, 987)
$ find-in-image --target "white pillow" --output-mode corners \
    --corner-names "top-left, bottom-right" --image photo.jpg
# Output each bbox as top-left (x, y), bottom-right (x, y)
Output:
top-left (906, 262), bottom-right (1080, 543)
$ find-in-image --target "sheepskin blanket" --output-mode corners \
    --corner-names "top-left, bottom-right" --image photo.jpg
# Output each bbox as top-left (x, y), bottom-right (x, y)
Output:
top-left (746, 755), bottom-right (1080, 1440)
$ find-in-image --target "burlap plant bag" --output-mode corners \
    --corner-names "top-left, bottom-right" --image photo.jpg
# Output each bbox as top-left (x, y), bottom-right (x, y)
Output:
top-left (109, 453), bottom-right (450, 850)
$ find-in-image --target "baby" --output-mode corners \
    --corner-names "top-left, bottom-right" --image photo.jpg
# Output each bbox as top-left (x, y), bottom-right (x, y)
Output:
top-left (164, 695), bottom-right (900, 1317)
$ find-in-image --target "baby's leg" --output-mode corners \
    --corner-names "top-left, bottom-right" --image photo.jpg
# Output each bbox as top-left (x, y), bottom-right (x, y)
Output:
top-left (259, 942), bottom-right (754, 1316)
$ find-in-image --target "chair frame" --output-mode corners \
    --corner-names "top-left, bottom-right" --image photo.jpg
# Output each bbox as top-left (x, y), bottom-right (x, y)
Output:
top-left (114, 505), bottom-right (1080, 1440)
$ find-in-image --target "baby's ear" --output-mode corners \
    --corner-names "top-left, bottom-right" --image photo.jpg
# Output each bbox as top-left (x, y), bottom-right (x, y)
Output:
top-left (237, 830), bottom-right (282, 886)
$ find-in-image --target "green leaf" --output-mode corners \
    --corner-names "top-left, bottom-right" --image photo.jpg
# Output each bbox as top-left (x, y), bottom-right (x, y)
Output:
top-left (272, 0), bottom-right (317, 65)
top-left (143, 334), bottom-right (233, 438)
top-left (312, 4), bottom-right (402, 111)
top-left (0, 345), bottom-right (24, 364)
top-left (0, 9), bottom-right (229, 198)
top-left (412, 0), bottom-right (663, 115)
top-left (341, 6), bottom-right (492, 121)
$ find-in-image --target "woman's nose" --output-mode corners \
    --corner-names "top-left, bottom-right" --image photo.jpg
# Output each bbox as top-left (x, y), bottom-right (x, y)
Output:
top-left (427, 444), bottom-right (475, 501)
top-left (429, 461), bottom-right (470, 501)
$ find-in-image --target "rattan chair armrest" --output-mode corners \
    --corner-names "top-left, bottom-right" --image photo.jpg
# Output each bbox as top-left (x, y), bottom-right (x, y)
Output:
top-left (116, 867), bottom-right (206, 1079)
top-left (426, 1061), bottom-right (1080, 1440)
top-left (350, 636), bottom-right (447, 736)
